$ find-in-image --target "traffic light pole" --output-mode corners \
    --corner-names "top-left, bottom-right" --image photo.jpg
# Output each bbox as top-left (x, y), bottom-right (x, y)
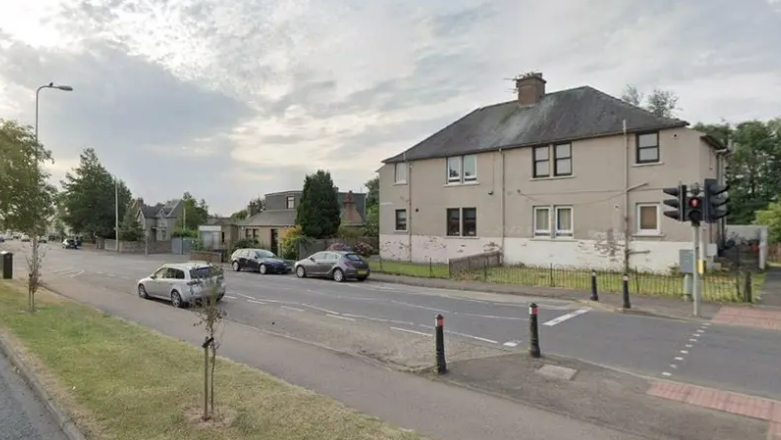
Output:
top-left (692, 224), bottom-right (701, 318)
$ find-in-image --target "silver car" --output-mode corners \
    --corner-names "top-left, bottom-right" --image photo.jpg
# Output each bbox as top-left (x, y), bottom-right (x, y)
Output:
top-left (137, 262), bottom-right (226, 308)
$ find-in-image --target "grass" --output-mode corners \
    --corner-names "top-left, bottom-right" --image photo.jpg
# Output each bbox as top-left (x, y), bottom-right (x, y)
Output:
top-left (369, 259), bottom-right (765, 303)
top-left (0, 282), bottom-right (422, 440)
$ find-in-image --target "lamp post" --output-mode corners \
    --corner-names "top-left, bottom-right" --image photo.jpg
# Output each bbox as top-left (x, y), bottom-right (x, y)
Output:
top-left (115, 177), bottom-right (119, 252)
top-left (35, 82), bottom-right (73, 140)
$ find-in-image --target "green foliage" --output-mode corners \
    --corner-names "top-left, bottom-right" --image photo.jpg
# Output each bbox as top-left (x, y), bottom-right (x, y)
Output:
top-left (171, 228), bottom-right (198, 238)
top-left (337, 225), bottom-right (361, 239)
top-left (178, 192), bottom-right (209, 231)
top-left (755, 201), bottom-right (781, 244)
top-left (60, 148), bottom-right (133, 238)
top-left (0, 119), bottom-right (57, 236)
top-left (233, 238), bottom-right (260, 250)
top-left (365, 176), bottom-right (379, 210)
top-left (279, 226), bottom-right (304, 260)
top-left (621, 85), bottom-right (679, 118)
top-left (230, 209), bottom-right (248, 221)
top-left (118, 206), bottom-right (144, 241)
top-left (363, 204), bottom-right (379, 237)
top-left (295, 170), bottom-right (341, 239)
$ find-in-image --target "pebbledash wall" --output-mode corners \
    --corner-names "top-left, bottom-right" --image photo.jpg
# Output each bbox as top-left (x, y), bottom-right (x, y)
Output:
top-left (102, 239), bottom-right (171, 254)
top-left (379, 234), bottom-right (690, 273)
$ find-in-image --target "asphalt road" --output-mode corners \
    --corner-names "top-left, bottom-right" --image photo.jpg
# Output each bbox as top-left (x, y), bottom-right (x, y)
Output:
top-left (0, 350), bottom-right (69, 440)
top-left (7, 242), bottom-right (781, 400)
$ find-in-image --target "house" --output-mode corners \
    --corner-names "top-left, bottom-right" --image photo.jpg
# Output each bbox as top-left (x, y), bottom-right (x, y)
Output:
top-left (377, 72), bottom-right (729, 273)
top-left (197, 216), bottom-right (239, 250)
top-left (131, 198), bottom-right (184, 241)
top-left (240, 190), bottom-right (367, 255)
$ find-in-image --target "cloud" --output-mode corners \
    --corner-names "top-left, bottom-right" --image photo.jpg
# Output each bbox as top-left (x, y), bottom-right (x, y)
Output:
top-left (0, 0), bottom-right (780, 215)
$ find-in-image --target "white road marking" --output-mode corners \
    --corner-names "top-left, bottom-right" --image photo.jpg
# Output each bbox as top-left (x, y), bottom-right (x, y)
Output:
top-left (703, 322), bottom-right (711, 326)
top-left (281, 306), bottom-right (305, 312)
top-left (341, 313), bottom-right (393, 323)
top-left (662, 372), bottom-right (672, 377)
top-left (390, 327), bottom-right (431, 337)
top-left (503, 340), bottom-right (522, 348)
top-left (674, 357), bottom-right (684, 361)
top-left (680, 350), bottom-right (688, 354)
top-left (542, 308), bottom-right (591, 326)
top-left (247, 300), bottom-right (266, 305)
top-left (445, 330), bottom-right (498, 344)
top-left (670, 364), bottom-right (678, 369)
top-left (301, 303), bottom-right (339, 315)
top-left (224, 296), bottom-right (237, 299)
top-left (237, 293), bottom-right (254, 299)
top-left (696, 329), bottom-right (704, 333)
top-left (685, 344), bottom-right (693, 348)
top-left (327, 314), bottom-right (355, 321)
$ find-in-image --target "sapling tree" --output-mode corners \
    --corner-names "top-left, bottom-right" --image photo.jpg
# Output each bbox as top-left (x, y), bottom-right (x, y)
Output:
top-left (191, 263), bottom-right (226, 420)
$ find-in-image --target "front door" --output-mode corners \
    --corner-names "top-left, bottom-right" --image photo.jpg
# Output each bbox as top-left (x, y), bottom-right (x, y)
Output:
top-left (270, 229), bottom-right (279, 255)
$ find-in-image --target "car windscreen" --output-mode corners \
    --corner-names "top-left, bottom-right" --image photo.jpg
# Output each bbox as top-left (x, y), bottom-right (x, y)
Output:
top-left (344, 253), bottom-right (362, 262)
top-left (189, 266), bottom-right (222, 279)
top-left (256, 250), bottom-right (275, 259)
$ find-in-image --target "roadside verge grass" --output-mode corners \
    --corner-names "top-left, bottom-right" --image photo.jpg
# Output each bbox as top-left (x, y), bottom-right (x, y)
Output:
top-left (0, 282), bottom-right (422, 440)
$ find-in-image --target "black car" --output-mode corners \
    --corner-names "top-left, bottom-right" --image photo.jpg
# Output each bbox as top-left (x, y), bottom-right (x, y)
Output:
top-left (230, 248), bottom-right (291, 274)
top-left (294, 251), bottom-right (370, 282)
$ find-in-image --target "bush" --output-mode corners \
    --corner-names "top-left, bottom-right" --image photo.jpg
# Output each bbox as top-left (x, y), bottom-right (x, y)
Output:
top-left (352, 241), bottom-right (374, 257)
top-left (337, 225), bottom-right (361, 239)
top-left (327, 242), bottom-right (352, 252)
top-left (280, 226), bottom-right (304, 260)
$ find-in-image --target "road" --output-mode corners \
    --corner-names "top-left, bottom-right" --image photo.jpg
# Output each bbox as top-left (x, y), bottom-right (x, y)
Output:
top-left (7, 242), bottom-right (781, 400)
top-left (0, 348), bottom-right (69, 440)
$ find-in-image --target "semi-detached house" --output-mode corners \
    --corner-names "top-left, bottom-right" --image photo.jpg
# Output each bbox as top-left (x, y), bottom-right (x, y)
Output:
top-left (378, 73), bottom-right (729, 273)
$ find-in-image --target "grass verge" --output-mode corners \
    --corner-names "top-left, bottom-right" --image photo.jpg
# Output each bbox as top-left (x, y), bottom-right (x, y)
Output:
top-left (369, 259), bottom-right (764, 303)
top-left (0, 282), bottom-right (422, 440)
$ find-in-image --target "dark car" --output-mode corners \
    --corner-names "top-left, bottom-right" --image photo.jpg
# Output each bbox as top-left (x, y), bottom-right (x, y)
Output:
top-left (294, 251), bottom-right (370, 282)
top-left (230, 248), bottom-right (291, 274)
top-left (62, 238), bottom-right (79, 249)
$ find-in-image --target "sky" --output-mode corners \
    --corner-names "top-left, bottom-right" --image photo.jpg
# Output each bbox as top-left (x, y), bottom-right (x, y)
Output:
top-left (0, 0), bottom-right (779, 216)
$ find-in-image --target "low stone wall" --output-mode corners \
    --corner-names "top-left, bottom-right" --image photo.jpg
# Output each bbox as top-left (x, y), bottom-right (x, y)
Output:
top-left (103, 239), bottom-right (172, 254)
top-left (189, 251), bottom-right (223, 263)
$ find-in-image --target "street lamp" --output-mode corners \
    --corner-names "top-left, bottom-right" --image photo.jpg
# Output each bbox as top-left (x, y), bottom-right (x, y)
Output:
top-left (35, 82), bottom-right (73, 140)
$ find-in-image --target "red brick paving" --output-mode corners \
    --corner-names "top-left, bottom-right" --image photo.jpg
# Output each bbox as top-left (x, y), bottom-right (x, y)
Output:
top-left (712, 307), bottom-right (781, 331)
top-left (647, 380), bottom-right (781, 439)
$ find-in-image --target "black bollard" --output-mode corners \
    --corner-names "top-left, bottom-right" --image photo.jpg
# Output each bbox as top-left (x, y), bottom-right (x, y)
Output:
top-left (529, 303), bottom-right (541, 358)
top-left (622, 274), bottom-right (631, 309)
top-left (743, 272), bottom-right (752, 303)
top-left (435, 314), bottom-right (447, 374)
top-left (590, 270), bottom-right (599, 301)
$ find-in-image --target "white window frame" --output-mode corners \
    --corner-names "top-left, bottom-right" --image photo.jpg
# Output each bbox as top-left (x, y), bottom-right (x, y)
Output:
top-left (447, 157), bottom-right (462, 183)
top-left (554, 206), bottom-right (574, 237)
top-left (462, 155), bottom-right (477, 182)
top-left (636, 203), bottom-right (661, 235)
top-left (533, 206), bottom-right (551, 236)
top-left (395, 209), bottom-right (407, 232)
top-left (394, 163), bottom-right (407, 184)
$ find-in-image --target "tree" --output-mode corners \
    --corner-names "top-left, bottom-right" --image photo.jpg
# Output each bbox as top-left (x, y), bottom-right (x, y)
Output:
top-left (296, 170), bottom-right (341, 238)
top-left (119, 206), bottom-right (144, 241)
top-left (0, 119), bottom-right (57, 312)
top-left (60, 148), bottom-right (133, 238)
top-left (230, 196), bottom-right (263, 222)
top-left (621, 85), bottom-right (680, 118)
top-left (365, 176), bottom-right (379, 210)
top-left (177, 192), bottom-right (209, 232)
top-left (191, 264), bottom-right (226, 421)
top-left (755, 201), bottom-right (781, 244)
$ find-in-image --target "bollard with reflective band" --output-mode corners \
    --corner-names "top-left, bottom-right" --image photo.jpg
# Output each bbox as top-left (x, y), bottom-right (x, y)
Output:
top-left (435, 314), bottom-right (447, 374)
top-left (529, 303), bottom-right (541, 358)
top-left (622, 274), bottom-right (631, 309)
top-left (590, 270), bottom-right (599, 301)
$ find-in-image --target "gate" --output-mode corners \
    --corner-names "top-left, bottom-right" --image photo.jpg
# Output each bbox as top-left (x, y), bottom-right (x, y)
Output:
top-left (171, 237), bottom-right (196, 255)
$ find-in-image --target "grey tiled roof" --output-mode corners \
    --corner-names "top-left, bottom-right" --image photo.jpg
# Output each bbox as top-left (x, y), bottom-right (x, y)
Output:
top-left (383, 86), bottom-right (688, 163)
top-left (241, 210), bottom-right (296, 227)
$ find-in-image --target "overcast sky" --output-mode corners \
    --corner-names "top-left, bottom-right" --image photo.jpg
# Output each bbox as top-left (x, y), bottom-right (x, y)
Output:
top-left (1, 0), bottom-right (779, 215)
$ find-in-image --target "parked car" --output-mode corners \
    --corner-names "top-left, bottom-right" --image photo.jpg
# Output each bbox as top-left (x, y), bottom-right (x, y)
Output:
top-left (230, 248), bottom-right (291, 274)
top-left (38, 236), bottom-right (47, 243)
top-left (294, 251), bottom-right (370, 282)
top-left (20, 234), bottom-right (30, 242)
top-left (137, 262), bottom-right (226, 308)
top-left (62, 238), bottom-right (79, 249)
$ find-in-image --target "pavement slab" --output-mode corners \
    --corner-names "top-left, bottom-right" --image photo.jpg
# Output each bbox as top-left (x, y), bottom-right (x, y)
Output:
top-left (712, 306), bottom-right (781, 331)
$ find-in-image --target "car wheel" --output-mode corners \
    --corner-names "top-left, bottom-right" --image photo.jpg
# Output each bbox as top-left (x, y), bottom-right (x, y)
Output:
top-left (171, 290), bottom-right (185, 308)
top-left (296, 266), bottom-right (306, 278)
top-left (259, 264), bottom-right (267, 275)
top-left (332, 268), bottom-right (345, 283)
top-left (138, 284), bottom-right (149, 299)
top-left (232, 261), bottom-right (241, 272)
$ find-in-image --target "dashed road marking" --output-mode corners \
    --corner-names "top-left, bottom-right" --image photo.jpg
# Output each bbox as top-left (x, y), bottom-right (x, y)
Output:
top-left (301, 303), bottom-right (339, 315)
top-left (674, 357), bottom-right (684, 361)
top-left (224, 295), bottom-right (237, 299)
top-left (503, 340), bottom-right (522, 348)
top-left (247, 299), bottom-right (266, 305)
top-left (390, 327), bottom-right (431, 337)
top-left (662, 372), bottom-right (672, 377)
top-left (680, 350), bottom-right (688, 354)
top-left (281, 306), bottom-right (305, 312)
top-left (445, 330), bottom-right (498, 344)
top-left (327, 314), bottom-right (355, 321)
top-left (542, 308), bottom-right (591, 327)
top-left (237, 293), bottom-right (254, 299)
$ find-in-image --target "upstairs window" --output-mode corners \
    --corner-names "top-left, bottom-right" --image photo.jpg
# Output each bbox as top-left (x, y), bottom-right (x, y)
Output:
top-left (636, 132), bottom-right (660, 164)
top-left (446, 155), bottom-right (477, 184)
top-left (394, 163), bottom-right (407, 184)
top-left (286, 196), bottom-right (295, 209)
top-left (533, 146), bottom-right (549, 178)
top-left (554, 143), bottom-right (572, 176)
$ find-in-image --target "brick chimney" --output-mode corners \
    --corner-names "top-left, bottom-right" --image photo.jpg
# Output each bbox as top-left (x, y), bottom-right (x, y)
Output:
top-left (136, 197), bottom-right (144, 207)
top-left (515, 72), bottom-right (546, 106)
top-left (341, 191), bottom-right (363, 226)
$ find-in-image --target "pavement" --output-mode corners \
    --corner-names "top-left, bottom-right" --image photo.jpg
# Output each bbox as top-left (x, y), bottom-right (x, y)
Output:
top-left (1, 241), bottom-right (781, 438)
top-left (0, 345), bottom-right (70, 440)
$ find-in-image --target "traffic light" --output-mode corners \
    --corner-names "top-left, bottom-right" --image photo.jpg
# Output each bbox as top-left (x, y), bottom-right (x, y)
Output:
top-left (703, 178), bottom-right (729, 223)
top-left (662, 184), bottom-right (687, 221)
top-left (687, 196), bottom-right (703, 225)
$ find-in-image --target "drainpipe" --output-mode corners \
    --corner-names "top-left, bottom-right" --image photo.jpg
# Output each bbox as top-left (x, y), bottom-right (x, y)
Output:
top-left (499, 148), bottom-right (506, 258)
top-left (407, 159), bottom-right (413, 262)
top-left (622, 119), bottom-right (630, 274)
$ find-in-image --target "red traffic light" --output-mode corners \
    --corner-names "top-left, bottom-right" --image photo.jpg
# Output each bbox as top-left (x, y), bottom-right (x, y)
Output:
top-left (689, 198), bottom-right (700, 208)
